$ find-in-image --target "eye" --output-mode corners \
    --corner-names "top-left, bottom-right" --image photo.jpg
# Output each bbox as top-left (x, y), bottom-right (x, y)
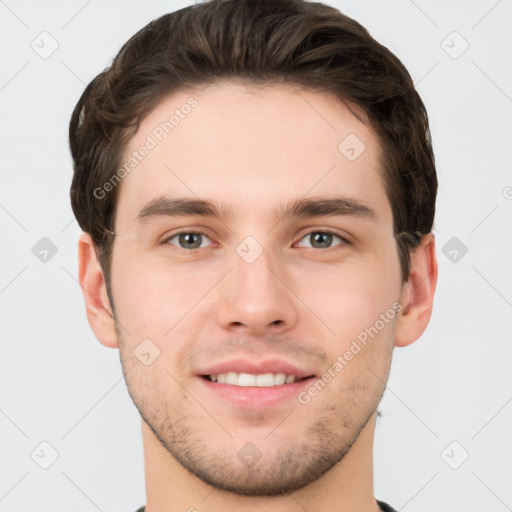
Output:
top-left (296, 230), bottom-right (348, 249)
top-left (163, 231), bottom-right (212, 250)
top-left (161, 229), bottom-right (348, 252)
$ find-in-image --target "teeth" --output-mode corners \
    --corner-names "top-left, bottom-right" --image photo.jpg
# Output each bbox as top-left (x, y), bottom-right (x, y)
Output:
top-left (256, 373), bottom-right (275, 387)
top-left (225, 372), bottom-right (239, 385)
top-left (238, 373), bottom-right (256, 386)
top-left (272, 373), bottom-right (286, 385)
top-left (208, 372), bottom-right (297, 387)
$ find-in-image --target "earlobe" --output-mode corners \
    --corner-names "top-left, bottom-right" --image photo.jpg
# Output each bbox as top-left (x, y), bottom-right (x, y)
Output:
top-left (394, 232), bottom-right (438, 348)
top-left (78, 232), bottom-right (119, 349)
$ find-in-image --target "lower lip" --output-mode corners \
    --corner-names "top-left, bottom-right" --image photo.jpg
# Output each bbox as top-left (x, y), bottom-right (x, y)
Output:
top-left (197, 376), bottom-right (315, 409)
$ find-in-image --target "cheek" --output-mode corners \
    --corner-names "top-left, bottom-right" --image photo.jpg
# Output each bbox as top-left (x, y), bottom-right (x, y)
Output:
top-left (295, 253), bottom-right (400, 384)
top-left (111, 254), bottom-right (218, 338)
top-left (296, 257), bottom-right (400, 332)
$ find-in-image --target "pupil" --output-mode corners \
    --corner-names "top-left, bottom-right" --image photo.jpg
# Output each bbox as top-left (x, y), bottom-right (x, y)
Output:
top-left (180, 233), bottom-right (201, 249)
top-left (312, 232), bottom-right (331, 248)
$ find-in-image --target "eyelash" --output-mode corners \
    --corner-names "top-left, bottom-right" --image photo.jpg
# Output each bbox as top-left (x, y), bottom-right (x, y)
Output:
top-left (160, 229), bottom-right (350, 252)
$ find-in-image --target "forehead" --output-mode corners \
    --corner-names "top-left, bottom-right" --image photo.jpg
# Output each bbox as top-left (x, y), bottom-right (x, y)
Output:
top-left (114, 81), bottom-right (391, 230)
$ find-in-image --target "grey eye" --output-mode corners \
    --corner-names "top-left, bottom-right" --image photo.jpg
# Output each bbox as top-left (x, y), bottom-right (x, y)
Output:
top-left (298, 231), bottom-right (345, 249)
top-left (166, 232), bottom-right (211, 249)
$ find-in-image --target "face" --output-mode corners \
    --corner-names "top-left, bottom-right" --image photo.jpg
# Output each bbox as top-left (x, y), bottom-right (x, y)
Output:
top-left (109, 81), bottom-right (405, 495)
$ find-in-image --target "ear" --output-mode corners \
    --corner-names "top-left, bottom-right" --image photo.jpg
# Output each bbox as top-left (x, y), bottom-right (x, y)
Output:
top-left (77, 232), bottom-right (119, 348)
top-left (394, 232), bottom-right (438, 347)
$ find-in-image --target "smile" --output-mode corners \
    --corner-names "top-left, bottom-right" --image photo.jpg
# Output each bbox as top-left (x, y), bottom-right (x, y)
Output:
top-left (203, 372), bottom-right (312, 387)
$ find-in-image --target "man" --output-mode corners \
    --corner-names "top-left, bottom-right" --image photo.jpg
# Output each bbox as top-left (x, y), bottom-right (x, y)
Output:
top-left (69, 0), bottom-right (438, 510)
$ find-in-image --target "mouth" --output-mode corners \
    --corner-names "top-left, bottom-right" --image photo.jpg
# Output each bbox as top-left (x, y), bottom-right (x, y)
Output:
top-left (196, 360), bottom-right (317, 409)
top-left (201, 372), bottom-right (314, 387)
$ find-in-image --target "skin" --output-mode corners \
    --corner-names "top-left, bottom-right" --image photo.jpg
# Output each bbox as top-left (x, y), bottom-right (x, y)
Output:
top-left (78, 81), bottom-right (437, 512)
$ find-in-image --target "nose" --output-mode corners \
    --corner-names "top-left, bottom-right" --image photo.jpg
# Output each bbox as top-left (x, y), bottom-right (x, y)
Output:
top-left (217, 246), bottom-right (299, 338)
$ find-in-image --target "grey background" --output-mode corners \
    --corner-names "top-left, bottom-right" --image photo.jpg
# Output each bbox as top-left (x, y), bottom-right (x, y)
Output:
top-left (1, 0), bottom-right (511, 510)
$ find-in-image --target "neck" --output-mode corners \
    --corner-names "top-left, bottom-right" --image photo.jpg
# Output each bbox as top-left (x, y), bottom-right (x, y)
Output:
top-left (142, 412), bottom-right (381, 512)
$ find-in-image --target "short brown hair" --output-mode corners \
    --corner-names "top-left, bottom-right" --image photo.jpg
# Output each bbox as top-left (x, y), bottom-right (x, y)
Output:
top-left (69, 0), bottom-right (437, 297)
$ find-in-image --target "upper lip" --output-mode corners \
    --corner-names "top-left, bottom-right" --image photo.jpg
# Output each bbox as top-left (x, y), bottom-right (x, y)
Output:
top-left (198, 358), bottom-right (315, 379)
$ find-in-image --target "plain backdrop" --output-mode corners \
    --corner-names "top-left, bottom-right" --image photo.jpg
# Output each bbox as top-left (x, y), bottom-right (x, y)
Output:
top-left (1, 0), bottom-right (511, 511)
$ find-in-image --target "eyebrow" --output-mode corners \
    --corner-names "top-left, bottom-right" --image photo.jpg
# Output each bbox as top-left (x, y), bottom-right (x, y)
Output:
top-left (135, 195), bottom-right (377, 224)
